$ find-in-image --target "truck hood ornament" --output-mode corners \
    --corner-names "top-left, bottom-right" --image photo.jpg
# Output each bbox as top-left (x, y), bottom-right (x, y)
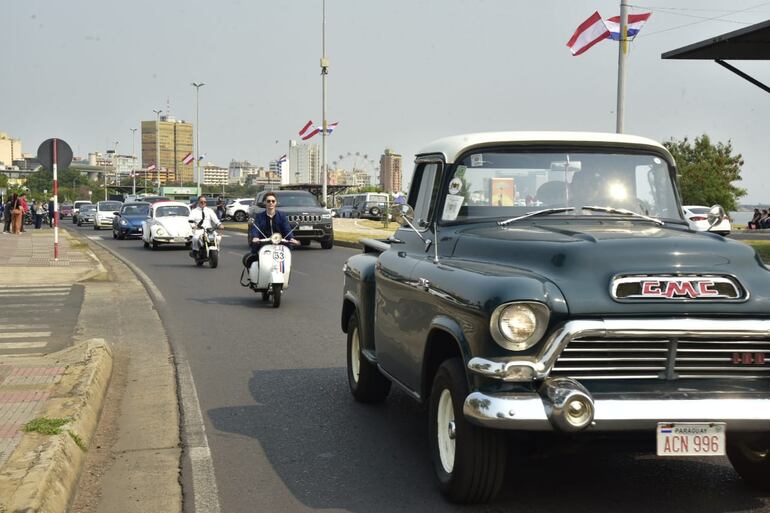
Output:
top-left (611, 275), bottom-right (746, 302)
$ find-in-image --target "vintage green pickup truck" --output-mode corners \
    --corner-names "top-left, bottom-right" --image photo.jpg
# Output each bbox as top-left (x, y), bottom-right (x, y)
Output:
top-left (341, 132), bottom-right (770, 503)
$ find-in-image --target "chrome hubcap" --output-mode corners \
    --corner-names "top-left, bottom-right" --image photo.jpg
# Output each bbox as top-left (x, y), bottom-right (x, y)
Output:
top-left (437, 389), bottom-right (456, 473)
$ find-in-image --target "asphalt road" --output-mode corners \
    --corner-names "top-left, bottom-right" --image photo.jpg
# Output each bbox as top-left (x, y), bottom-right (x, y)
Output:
top-left (66, 224), bottom-right (770, 513)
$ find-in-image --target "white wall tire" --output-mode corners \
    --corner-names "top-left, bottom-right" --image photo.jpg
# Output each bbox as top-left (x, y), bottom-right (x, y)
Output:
top-left (429, 358), bottom-right (507, 504)
top-left (346, 313), bottom-right (390, 403)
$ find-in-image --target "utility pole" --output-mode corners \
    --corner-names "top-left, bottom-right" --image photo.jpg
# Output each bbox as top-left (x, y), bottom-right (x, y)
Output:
top-left (153, 109), bottom-right (163, 195)
top-left (320, 0), bottom-right (329, 207)
top-left (130, 128), bottom-right (137, 196)
top-left (616, 0), bottom-right (629, 133)
top-left (192, 82), bottom-right (205, 195)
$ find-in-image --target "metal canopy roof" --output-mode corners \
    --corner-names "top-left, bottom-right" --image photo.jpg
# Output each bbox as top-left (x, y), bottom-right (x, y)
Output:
top-left (662, 19), bottom-right (770, 60)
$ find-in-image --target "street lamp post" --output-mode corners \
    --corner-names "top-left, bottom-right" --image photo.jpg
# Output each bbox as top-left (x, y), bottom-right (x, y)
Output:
top-left (191, 82), bottom-right (205, 194)
top-left (130, 128), bottom-right (137, 197)
top-left (320, 0), bottom-right (329, 207)
top-left (153, 108), bottom-right (163, 195)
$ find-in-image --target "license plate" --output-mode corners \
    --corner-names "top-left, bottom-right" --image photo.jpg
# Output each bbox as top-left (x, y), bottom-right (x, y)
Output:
top-left (299, 225), bottom-right (313, 231)
top-left (656, 422), bottom-right (726, 456)
top-left (174, 237), bottom-right (185, 242)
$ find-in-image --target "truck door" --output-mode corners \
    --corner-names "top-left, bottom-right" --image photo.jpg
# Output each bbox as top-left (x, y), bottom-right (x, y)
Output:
top-left (375, 160), bottom-right (443, 393)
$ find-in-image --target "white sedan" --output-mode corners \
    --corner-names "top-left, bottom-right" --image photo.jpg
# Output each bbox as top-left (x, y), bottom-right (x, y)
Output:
top-left (141, 201), bottom-right (194, 250)
top-left (683, 205), bottom-right (731, 235)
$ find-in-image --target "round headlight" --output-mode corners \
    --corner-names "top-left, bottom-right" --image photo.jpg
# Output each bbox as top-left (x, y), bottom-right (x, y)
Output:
top-left (490, 302), bottom-right (550, 351)
top-left (120, 219), bottom-right (128, 226)
top-left (156, 227), bottom-right (166, 236)
top-left (270, 232), bottom-right (282, 244)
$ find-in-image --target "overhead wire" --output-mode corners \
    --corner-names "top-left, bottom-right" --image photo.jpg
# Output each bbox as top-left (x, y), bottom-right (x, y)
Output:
top-left (630, 2), bottom-right (770, 37)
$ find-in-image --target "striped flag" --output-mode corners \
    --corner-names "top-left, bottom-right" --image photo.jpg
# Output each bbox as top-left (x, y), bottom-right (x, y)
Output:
top-left (606, 12), bottom-right (652, 40)
top-left (182, 152), bottom-right (194, 165)
top-left (299, 121), bottom-right (340, 140)
top-left (298, 120), bottom-right (314, 137)
top-left (566, 11), bottom-right (610, 56)
top-left (277, 154), bottom-right (287, 164)
top-left (147, 164), bottom-right (156, 171)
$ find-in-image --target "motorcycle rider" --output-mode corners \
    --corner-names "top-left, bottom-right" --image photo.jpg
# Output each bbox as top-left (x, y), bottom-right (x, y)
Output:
top-left (249, 192), bottom-right (300, 252)
top-left (189, 195), bottom-right (223, 259)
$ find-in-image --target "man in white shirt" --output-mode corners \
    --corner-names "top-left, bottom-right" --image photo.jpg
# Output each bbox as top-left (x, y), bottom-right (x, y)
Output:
top-left (188, 196), bottom-right (223, 258)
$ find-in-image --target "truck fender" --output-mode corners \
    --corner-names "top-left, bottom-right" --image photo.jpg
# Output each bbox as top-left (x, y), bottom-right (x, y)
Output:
top-left (420, 316), bottom-right (473, 401)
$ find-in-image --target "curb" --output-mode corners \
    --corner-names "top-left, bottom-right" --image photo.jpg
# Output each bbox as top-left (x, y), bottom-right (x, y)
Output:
top-left (0, 339), bottom-right (113, 513)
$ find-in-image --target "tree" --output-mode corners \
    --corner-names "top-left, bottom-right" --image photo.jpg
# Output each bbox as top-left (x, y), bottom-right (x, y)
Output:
top-left (0, 173), bottom-right (8, 188)
top-left (663, 135), bottom-right (746, 211)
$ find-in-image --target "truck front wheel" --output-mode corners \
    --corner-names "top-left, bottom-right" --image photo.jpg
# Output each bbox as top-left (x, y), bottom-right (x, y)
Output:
top-left (429, 358), bottom-right (507, 504)
top-left (727, 432), bottom-right (770, 490)
top-left (346, 313), bottom-right (390, 403)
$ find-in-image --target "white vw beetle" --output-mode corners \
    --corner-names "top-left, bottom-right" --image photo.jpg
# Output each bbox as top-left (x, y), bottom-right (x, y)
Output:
top-left (141, 201), bottom-right (193, 250)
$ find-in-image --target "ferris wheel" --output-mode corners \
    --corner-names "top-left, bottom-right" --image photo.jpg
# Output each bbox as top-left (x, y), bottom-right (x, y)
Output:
top-left (332, 151), bottom-right (379, 185)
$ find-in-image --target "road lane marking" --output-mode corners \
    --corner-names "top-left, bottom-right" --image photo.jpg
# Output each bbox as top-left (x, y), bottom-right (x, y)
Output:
top-left (0, 285), bottom-right (71, 290)
top-left (2, 292), bottom-right (69, 297)
top-left (0, 341), bottom-right (48, 349)
top-left (0, 303), bottom-right (65, 309)
top-left (0, 324), bottom-right (50, 330)
top-left (0, 332), bottom-right (51, 339)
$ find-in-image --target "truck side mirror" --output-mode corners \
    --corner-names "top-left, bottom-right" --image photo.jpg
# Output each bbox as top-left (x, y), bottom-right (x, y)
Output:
top-left (707, 205), bottom-right (727, 230)
top-left (390, 203), bottom-right (414, 226)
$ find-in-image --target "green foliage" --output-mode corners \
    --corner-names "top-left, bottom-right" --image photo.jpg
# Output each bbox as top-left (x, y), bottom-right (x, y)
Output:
top-left (23, 417), bottom-right (70, 435)
top-left (0, 173), bottom-right (8, 188)
top-left (663, 135), bottom-right (746, 211)
top-left (19, 166), bottom-right (96, 202)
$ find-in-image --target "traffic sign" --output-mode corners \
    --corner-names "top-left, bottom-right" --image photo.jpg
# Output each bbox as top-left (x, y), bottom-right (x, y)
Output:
top-left (37, 138), bottom-right (73, 172)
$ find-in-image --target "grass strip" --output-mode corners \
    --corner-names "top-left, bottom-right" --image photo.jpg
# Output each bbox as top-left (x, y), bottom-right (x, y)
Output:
top-left (23, 417), bottom-right (70, 435)
top-left (745, 240), bottom-right (770, 264)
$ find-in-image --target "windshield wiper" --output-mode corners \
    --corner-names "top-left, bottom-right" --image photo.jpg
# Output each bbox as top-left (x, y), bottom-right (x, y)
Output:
top-left (498, 207), bottom-right (575, 226)
top-left (581, 205), bottom-right (664, 225)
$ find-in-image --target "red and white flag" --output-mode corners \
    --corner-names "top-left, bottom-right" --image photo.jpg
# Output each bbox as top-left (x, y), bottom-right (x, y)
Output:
top-left (147, 164), bottom-right (156, 171)
top-left (566, 11), bottom-right (610, 56)
top-left (298, 120), bottom-right (314, 138)
top-left (182, 152), bottom-right (194, 165)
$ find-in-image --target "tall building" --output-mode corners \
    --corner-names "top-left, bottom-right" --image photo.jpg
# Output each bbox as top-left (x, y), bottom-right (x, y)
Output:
top-left (379, 148), bottom-right (402, 193)
top-left (288, 140), bottom-right (319, 184)
top-left (0, 132), bottom-right (22, 167)
top-left (202, 164), bottom-right (228, 186)
top-left (228, 160), bottom-right (259, 185)
top-left (141, 115), bottom-right (193, 185)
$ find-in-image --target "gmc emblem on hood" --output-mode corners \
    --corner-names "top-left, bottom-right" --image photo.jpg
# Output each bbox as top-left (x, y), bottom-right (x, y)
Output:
top-left (611, 275), bottom-right (745, 302)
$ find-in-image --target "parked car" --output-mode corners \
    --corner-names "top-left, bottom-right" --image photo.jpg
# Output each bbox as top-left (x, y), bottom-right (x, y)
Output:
top-left (248, 190), bottom-right (334, 249)
top-left (141, 201), bottom-right (193, 250)
top-left (352, 193), bottom-right (390, 219)
top-left (72, 200), bottom-right (92, 224)
top-left (341, 131), bottom-right (770, 503)
top-left (60, 204), bottom-right (74, 218)
top-left (76, 204), bottom-right (96, 226)
top-left (683, 204), bottom-right (731, 235)
top-left (112, 202), bottom-right (150, 239)
top-left (94, 200), bottom-right (123, 230)
top-left (225, 198), bottom-right (254, 222)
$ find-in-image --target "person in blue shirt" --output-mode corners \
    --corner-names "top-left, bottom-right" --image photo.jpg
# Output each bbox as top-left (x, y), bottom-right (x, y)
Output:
top-left (248, 192), bottom-right (299, 253)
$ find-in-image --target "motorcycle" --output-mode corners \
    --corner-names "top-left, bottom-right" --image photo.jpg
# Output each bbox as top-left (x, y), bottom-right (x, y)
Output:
top-left (240, 232), bottom-right (293, 308)
top-left (189, 224), bottom-right (221, 268)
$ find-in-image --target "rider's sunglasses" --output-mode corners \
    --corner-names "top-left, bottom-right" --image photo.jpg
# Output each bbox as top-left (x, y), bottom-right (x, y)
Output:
top-left (265, 199), bottom-right (276, 203)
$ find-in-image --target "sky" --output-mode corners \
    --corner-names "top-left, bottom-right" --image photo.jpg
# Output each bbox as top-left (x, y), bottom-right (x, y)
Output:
top-left (3, 0), bottom-right (769, 203)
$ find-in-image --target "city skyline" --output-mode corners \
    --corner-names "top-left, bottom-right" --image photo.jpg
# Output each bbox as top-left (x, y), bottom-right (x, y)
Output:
top-left (3, 1), bottom-right (770, 201)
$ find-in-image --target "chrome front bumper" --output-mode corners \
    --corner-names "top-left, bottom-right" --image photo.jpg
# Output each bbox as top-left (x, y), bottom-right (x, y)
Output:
top-left (464, 389), bottom-right (770, 432)
top-left (468, 318), bottom-right (770, 382)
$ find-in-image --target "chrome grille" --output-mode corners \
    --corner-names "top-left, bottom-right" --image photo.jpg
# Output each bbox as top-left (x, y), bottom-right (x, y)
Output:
top-left (288, 214), bottom-right (322, 223)
top-left (551, 337), bottom-right (770, 380)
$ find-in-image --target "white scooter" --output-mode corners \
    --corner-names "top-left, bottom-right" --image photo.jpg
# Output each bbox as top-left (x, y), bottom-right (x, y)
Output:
top-left (190, 224), bottom-right (221, 268)
top-left (241, 232), bottom-right (294, 307)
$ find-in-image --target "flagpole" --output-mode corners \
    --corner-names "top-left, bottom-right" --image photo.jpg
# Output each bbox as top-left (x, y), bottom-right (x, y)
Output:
top-left (616, 0), bottom-right (629, 133)
top-left (320, 0), bottom-right (329, 206)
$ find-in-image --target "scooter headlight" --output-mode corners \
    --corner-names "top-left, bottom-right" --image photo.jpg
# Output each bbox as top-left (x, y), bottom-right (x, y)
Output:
top-left (490, 302), bottom-right (550, 351)
top-left (270, 233), bottom-right (282, 244)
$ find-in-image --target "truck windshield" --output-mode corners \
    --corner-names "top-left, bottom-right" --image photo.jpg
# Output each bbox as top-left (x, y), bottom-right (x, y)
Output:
top-left (442, 150), bottom-right (682, 223)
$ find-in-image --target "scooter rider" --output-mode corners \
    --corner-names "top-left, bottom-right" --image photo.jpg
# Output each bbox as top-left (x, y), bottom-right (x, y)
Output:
top-left (249, 192), bottom-right (300, 251)
top-left (189, 195), bottom-right (223, 258)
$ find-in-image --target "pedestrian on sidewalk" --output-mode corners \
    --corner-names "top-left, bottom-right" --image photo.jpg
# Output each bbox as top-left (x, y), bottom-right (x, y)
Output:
top-left (34, 201), bottom-right (45, 229)
top-left (48, 198), bottom-right (55, 227)
top-left (2, 195), bottom-right (12, 233)
top-left (10, 192), bottom-right (23, 234)
top-left (19, 192), bottom-right (28, 233)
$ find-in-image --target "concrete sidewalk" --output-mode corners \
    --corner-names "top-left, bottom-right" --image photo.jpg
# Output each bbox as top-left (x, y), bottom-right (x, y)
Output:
top-left (0, 227), bottom-right (181, 513)
top-left (0, 228), bottom-right (112, 512)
